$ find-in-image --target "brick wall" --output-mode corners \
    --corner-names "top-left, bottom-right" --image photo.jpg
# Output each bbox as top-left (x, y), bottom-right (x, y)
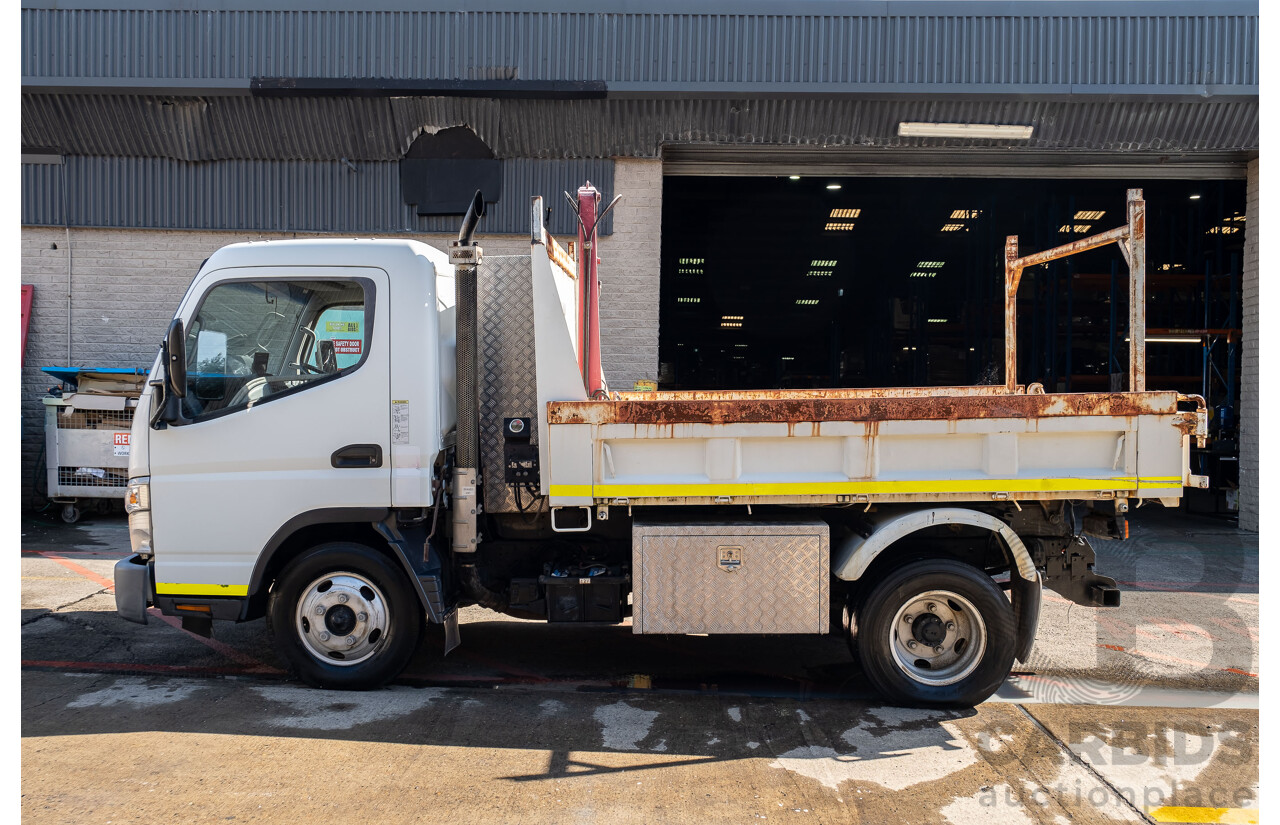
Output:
top-left (18, 226), bottom-right (532, 509)
top-left (597, 158), bottom-right (663, 390)
top-left (1238, 158), bottom-right (1259, 531)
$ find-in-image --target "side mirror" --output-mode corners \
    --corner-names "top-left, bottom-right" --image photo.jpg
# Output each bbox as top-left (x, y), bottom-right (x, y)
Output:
top-left (165, 319), bottom-right (187, 398)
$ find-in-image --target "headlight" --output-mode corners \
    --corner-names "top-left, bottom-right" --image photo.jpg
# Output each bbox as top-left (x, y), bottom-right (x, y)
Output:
top-left (125, 477), bottom-right (152, 555)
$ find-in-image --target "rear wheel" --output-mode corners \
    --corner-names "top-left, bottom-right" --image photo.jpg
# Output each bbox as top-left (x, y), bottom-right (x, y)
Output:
top-left (267, 542), bottom-right (421, 689)
top-left (856, 558), bottom-right (1014, 707)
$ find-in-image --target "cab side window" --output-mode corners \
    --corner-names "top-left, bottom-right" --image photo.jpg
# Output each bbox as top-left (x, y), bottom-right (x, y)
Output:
top-left (181, 279), bottom-right (370, 420)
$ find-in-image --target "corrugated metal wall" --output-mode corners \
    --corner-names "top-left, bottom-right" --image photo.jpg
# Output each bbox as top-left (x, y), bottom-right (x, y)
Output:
top-left (21, 156), bottom-right (614, 235)
top-left (22, 5), bottom-right (1258, 91)
top-left (22, 95), bottom-right (1260, 162)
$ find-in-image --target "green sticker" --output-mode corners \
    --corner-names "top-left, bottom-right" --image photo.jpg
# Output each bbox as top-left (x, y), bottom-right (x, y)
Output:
top-left (325, 321), bottom-right (360, 333)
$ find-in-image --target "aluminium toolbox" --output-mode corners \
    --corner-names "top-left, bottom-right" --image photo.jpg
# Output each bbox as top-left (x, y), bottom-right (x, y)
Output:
top-left (41, 367), bottom-right (149, 523)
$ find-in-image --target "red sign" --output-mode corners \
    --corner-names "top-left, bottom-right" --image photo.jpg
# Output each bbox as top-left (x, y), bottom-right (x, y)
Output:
top-left (114, 433), bottom-right (130, 446)
top-left (333, 339), bottom-right (362, 355)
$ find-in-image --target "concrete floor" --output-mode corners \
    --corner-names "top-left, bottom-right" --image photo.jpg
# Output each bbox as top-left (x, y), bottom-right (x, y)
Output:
top-left (20, 505), bottom-right (1258, 824)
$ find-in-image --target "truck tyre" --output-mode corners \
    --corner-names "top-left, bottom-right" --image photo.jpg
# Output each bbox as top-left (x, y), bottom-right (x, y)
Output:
top-left (267, 542), bottom-right (422, 690)
top-left (856, 558), bottom-right (1014, 708)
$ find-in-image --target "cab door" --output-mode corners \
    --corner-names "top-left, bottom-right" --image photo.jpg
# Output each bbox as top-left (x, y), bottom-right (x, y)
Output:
top-left (148, 266), bottom-right (390, 598)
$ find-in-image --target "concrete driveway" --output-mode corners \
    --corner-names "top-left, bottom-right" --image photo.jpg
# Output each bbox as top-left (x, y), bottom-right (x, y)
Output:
top-left (21, 506), bottom-right (1257, 824)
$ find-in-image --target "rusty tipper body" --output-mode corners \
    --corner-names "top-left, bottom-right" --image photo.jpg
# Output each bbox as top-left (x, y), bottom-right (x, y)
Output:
top-left (117, 186), bottom-right (1204, 708)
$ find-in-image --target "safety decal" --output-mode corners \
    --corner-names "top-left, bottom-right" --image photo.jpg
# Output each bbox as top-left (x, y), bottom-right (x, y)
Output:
top-left (325, 321), bottom-right (360, 333)
top-left (332, 339), bottom-right (362, 355)
top-left (113, 432), bottom-right (130, 457)
top-left (392, 400), bottom-right (410, 444)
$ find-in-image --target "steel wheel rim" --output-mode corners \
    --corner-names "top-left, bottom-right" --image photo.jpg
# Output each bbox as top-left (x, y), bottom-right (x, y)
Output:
top-left (294, 571), bottom-right (390, 667)
top-left (888, 589), bottom-right (987, 687)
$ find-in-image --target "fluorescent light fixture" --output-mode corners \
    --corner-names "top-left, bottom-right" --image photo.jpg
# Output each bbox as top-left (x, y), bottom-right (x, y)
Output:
top-left (898, 121), bottom-right (1034, 140)
top-left (1206, 226), bottom-right (1240, 235)
top-left (1058, 224), bottom-right (1092, 234)
top-left (720, 321), bottom-right (742, 328)
top-left (825, 221), bottom-right (856, 231)
top-left (909, 271), bottom-right (936, 279)
top-left (722, 315), bottom-right (743, 321)
top-left (789, 175), bottom-right (801, 180)
top-left (677, 297), bottom-right (700, 303)
top-left (811, 259), bottom-right (837, 267)
top-left (732, 356), bottom-right (744, 360)
top-left (1125, 335), bottom-right (1201, 344)
top-left (917, 261), bottom-right (945, 269)
top-left (806, 270), bottom-right (833, 277)
top-left (781, 356), bottom-right (795, 361)
top-left (795, 299), bottom-right (820, 306)
top-left (927, 318), bottom-right (948, 323)
top-left (826, 184), bottom-right (842, 190)
top-left (830, 208), bottom-right (861, 218)
top-left (735, 344), bottom-right (748, 348)
top-left (940, 223), bottom-right (965, 232)
top-left (949, 209), bottom-right (981, 220)
top-left (1075, 210), bottom-right (1106, 220)
top-left (1189, 194), bottom-right (1202, 200)
top-left (678, 257), bottom-right (704, 265)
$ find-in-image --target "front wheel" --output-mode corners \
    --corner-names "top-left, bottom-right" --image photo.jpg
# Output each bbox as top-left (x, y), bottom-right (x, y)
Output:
top-left (856, 558), bottom-right (1015, 708)
top-left (267, 543), bottom-right (422, 689)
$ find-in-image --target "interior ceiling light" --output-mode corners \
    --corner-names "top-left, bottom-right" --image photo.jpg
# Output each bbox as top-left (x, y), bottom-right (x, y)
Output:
top-left (722, 315), bottom-right (743, 321)
top-left (949, 209), bottom-right (981, 220)
top-left (735, 344), bottom-right (749, 348)
top-left (1126, 335), bottom-right (1201, 344)
top-left (829, 208), bottom-right (861, 218)
top-left (927, 318), bottom-right (948, 323)
top-left (1189, 194), bottom-right (1202, 200)
top-left (940, 223), bottom-right (966, 232)
top-left (826, 183), bottom-right (842, 190)
top-left (811, 259), bottom-right (837, 267)
top-left (917, 261), bottom-right (945, 269)
top-left (795, 299), bottom-right (820, 306)
top-left (1058, 224), bottom-right (1093, 233)
top-left (909, 271), bottom-right (936, 278)
top-left (806, 270), bottom-right (833, 277)
top-left (720, 321), bottom-right (743, 328)
top-left (678, 257), bottom-right (704, 265)
top-left (781, 356), bottom-right (795, 361)
top-left (789, 175), bottom-right (801, 180)
top-left (1206, 226), bottom-right (1240, 235)
top-left (1075, 210), bottom-right (1106, 220)
top-left (825, 221), bottom-right (856, 231)
top-left (898, 121), bottom-right (1034, 139)
top-left (676, 297), bottom-right (700, 303)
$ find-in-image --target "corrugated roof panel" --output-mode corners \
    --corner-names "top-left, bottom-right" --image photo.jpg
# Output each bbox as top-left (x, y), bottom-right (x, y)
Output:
top-left (22, 7), bottom-right (1258, 91)
top-left (20, 155), bottom-right (613, 235)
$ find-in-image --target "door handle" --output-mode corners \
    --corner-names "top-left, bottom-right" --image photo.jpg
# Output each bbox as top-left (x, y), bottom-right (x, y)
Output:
top-left (331, 444), bottom-right (383, 468)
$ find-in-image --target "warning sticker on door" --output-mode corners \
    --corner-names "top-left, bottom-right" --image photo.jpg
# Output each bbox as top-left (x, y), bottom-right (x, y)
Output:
top-left (332, 338), bottom-right (362, 355)
top-left (392, 401), bottom-right (410, 444)
top-left (326, 321), bottom-right (360, 333)
top-left (113, 432), bottom-right (131, 457)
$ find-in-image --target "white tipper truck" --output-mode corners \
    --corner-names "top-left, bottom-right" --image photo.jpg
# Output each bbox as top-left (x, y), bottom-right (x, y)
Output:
top-left (115, 187), bottom-right (1206, 707)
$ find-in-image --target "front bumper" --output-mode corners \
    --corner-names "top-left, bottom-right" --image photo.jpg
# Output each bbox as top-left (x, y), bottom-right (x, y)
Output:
top-left (114, 554), bottom-right (154, 624)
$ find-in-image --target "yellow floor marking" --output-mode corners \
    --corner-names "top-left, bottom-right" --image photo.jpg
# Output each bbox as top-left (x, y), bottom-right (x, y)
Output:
top-left (1150, 807), bottom-right (1259, 824)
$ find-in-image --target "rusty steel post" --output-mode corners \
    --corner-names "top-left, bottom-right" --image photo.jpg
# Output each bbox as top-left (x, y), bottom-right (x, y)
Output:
top-left (1004, 236), bottom-right (1021, 392)
top-left (1127, 189), bottom-right (1146, 392)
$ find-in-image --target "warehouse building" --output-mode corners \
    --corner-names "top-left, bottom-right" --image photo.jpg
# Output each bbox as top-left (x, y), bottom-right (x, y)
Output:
top-left (20, 1), bottom-right (1259, 528)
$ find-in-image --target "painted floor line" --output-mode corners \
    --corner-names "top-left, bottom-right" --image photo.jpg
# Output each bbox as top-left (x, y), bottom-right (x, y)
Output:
top-left (1149, 806), bottom-right (1259, 824)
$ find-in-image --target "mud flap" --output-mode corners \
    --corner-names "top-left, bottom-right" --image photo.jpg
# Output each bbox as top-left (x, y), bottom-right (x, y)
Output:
top-left (443, 609), bottom-right (460, 655)
top-left (1010, 571), bottom-right (1041, 664)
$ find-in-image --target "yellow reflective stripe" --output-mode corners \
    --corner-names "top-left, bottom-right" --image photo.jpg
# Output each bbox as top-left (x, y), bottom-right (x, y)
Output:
top-left (548, 485), bottom-right (594, 497)
top-left (155, 582), bottom-right (249, 597)
top-left (1149, 807), bottom-right (1258, 824)
top-left (551, 477), bottom-right (1140, 499)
